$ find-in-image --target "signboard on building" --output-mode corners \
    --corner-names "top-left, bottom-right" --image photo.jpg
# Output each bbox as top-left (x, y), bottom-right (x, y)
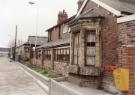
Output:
top-left (113, 68), bottom-right (129, 91)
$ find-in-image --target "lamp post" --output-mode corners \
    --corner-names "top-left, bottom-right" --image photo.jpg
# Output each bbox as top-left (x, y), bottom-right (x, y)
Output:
top-left (28, 1), bottom-right (39, 64)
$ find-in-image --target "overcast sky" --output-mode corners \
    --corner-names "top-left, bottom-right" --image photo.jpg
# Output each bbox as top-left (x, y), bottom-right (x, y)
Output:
top-left (0, 0), bottom-right (78, 48)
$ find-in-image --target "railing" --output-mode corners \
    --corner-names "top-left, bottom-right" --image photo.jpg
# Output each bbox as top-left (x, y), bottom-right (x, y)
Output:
top-left (49, 79), bottom-right (83, 95)
top-left (20, 62), bottom-right (83, 95)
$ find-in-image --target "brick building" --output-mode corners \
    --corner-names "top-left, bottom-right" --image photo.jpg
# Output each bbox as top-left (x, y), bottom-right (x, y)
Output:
top-left (36, 10), bottom-right (75, 75)
top-left (67, 0), bottom-right (135, 94)
top-left (117, 14), bottom-right (135, 95)
top-left (16, 36), bottom-right (48, 62)
top-left (27, 36), bottom-right (48, 63)
top-left (32, 0), bottom-right (135, 94)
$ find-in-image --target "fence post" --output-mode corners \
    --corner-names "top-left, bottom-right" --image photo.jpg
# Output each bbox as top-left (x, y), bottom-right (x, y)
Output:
top-left (48, 79), bottom-right (51, 95)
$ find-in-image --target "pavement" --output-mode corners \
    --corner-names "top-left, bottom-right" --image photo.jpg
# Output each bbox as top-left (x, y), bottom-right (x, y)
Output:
top-left (60, 81), bottom-right (113, 95)
top-left (0, 57), bottom-right (47, 95)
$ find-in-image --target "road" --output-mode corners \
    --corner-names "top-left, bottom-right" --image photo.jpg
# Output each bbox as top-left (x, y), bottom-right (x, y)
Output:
top-left (0, 57), bottom-right (47, 95)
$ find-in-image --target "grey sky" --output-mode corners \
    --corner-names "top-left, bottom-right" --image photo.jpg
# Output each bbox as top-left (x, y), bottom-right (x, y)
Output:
top-left (0, 0), bottom-right (78, 48)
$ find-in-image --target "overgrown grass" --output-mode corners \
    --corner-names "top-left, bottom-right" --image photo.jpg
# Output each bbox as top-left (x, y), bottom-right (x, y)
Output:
top-left (22, 62), bottom-right (62, 78)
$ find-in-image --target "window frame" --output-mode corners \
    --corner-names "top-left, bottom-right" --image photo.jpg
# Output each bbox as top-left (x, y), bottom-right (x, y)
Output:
top-left (85, 30), bottom-right (96, 66)
top-left (54, 48), bottom-right (70, 63)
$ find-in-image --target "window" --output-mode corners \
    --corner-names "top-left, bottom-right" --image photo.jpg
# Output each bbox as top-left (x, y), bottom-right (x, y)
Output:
top-left (86, 30), bottom-right (96, 65)
top-left (25, 47), bottom-right (29, 53)
top-left (44, 50), bottom-right (51, 60)
top-left (36, 50), bottom-right (41, 59)
top-left (73, 32), bottom-right (80, 65)
top-left (54, 48), bottom-right (70, 63)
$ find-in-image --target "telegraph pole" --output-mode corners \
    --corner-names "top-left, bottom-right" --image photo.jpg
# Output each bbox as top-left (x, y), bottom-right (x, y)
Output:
top-left (14, 25), bottom-right (18, 61)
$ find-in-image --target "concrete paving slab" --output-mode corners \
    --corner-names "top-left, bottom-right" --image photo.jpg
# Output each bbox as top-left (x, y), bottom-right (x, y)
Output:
top-left (60, 81), bottom-right (113, 95)
top-left (0, 57), bottom-right (47, 95)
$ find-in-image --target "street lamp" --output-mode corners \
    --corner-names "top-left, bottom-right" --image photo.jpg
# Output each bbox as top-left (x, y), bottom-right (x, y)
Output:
top-left (28, 1), bottom-right (39, 64)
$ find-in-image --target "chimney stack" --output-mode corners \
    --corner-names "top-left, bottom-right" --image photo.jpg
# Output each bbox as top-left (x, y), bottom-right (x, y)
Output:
top-left (77, 0), bottom-right (84, 12)
top-left (57, 10), bottom-right (68, 24)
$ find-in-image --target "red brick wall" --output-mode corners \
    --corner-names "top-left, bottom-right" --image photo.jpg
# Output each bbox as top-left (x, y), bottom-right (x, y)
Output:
top-left (118, 47), bottom-right (135, 95)
top-left (50, 27), bottom-right (59, 41)
top-left (118, 21), bottom-right (135, 46)
top-left (101, 15), bottom-right (118, 92)
top-left (48, 24), bottom-right (70, 42)
top-left (118, 20), bottom-right (135, 95)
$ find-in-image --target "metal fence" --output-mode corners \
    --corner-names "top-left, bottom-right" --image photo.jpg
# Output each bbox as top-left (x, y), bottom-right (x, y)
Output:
top-left (20, 63), bottom-right (83, 95)
top-left (49, 80), bottom-right (83, 95)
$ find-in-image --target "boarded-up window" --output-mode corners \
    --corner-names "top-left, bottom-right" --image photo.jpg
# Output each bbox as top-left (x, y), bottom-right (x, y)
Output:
top-left (54, 48), bottom-right (70, 63)
top-left (73, 32), bottom-right (80, 65)
top-left (86, 31), bottom-right (96, 65)
top-left (43, 50), bottom-right (51, 60)
top-left (36, 50), bottom-right (42, 59)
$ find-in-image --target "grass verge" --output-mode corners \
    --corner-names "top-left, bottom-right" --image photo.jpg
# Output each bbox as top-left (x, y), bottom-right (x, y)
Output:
top-left (22, 62), bottom-right (62, 78)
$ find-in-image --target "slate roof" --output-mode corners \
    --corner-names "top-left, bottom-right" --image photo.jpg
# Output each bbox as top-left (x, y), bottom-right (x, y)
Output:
top-left (100, 0), bottom-right (135, 13)
top-left (79, 8), bottom-right (104, 19)
top-left (77, 0), bottom-right (135, 17)
top-left (69, 8), bottom-right (104, 25)
top-left (28, 36), bottom-right (48, 46)
top-left (46, 15), bottom-right (76, 31)
top-left (38, 38), bottom-right (70, 48)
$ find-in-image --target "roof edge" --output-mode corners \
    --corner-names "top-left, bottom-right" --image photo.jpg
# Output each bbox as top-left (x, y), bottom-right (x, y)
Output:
top-left (76, 0), bottom-right (122, 17)
top-left (117, 14), bottom-right (135, 23)
top-left (46, 15), bottom-right (76, 32)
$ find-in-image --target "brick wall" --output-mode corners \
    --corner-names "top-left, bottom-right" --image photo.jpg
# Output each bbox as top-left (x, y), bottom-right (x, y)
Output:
top-left (69, 0), bottom-right (119, 90)
top-left (43, 60), bottom-right (52, 70)
top-left (118, 47), bottom-right (135, 95)
top-left (50, 27), bottom-right (59, 41)
top-left (101, 14), bottom-right (119, 92)
top-left (118, 20), bottom-right (135, 95)
top-left (54, 62), bottom-right (69, 75)
top-left (118, 21), bottom-right (135, 46)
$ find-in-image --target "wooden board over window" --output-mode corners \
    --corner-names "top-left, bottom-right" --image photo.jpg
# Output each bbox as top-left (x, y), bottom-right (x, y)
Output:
top-left (54, 48), bottom-right (70, 63)
top-left (73, 32), bottom-right (80, 65)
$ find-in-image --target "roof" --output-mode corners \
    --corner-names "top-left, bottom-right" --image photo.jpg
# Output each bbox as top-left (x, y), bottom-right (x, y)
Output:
top-left (37, 38), bottom-right (70, 48)
top-left (117, 14), bottom-right (135, 23)
top-left (79, 8), bottom-right (104, 19)
top-left (46, 15), bottom-right (76, 31)
top-left (28, 36), bottom-right (48, 46)
top-left (77, 0), bottom-right (135, 17)
top-left (100, 0), bottom-right (135, 13)
top-left (69, 8), bottom-right (104, 25)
